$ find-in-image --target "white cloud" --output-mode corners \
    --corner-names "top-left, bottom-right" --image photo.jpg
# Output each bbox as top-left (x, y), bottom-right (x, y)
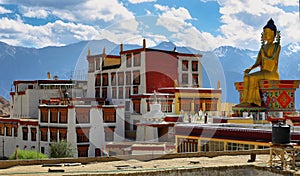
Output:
top-left (95, 29), bottom-right (141, 45)
top-left (79, 0), bottom-right (136, 23)
top-left (0, 0), bottom-right (140, 47)
top-left (171, 26), bottom-right (216, 51)
top-left (128, 0), bottom-right (156, 4)
top-left (153, 4), bottom-right (214, 51)
top-left (21, 7), bottom-right (49, 19)
top-left (265, 0), bottom-right (299, 6)
top-left (52, 10), bottom-right (77, 22)
top-left (0, 18), bottom-right (99, 48)
top-left (155, 5), bottom-right (193, 32)
top-left (154, 4), bottom-right (169, 11)
top-left (9, 0), bottom-right (138, 27)
top-left (0, 6), bottom-right (12, 14)
top-left (217, 0), bottom-right (300, 49)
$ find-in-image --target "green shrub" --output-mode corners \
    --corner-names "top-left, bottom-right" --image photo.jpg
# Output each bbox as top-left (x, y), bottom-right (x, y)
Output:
top-left (49, 140), bottom-right (76, 158)
top-left (9, 149), bottom-right (48, 160)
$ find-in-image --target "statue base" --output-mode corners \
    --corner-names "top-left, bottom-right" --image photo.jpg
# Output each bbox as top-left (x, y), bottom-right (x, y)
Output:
top-left (234, 80), bottom-right (300, 114)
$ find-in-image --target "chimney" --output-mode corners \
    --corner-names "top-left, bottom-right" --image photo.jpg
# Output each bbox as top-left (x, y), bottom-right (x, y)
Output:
top-left (120, 43), bottom-right (123, 52)
top-left (102, 47), bottom-right (106, 57)
top-left (88, 48), bottom-right (91, 56)
top-left (102, 47), bottom-right (106, 55)
top-left (143, 39), bottom-right (146, 49)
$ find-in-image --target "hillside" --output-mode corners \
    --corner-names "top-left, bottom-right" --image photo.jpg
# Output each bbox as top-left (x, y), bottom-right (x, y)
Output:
top-left (0, 96), bottom-right (9, 116)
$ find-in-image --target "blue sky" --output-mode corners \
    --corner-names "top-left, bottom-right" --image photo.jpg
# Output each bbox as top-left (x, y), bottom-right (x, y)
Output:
top-left (0, 0), bottom-right (299, 51)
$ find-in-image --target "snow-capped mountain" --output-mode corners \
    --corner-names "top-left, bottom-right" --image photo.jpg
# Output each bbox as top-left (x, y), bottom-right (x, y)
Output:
top-left (0, 40), bottom-right (299, 109)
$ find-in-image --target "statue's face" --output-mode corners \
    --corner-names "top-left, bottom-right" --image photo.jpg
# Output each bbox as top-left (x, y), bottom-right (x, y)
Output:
top-left (263, 28), bottom-right (275, 41)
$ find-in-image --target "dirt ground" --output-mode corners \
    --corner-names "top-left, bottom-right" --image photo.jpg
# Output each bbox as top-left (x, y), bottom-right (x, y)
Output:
top-left (0, 154), bottom-right (272, 176)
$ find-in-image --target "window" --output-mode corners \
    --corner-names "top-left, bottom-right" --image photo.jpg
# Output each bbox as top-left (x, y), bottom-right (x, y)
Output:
top-left (40, 128), bottom-right (48, 141)
top-left (0, 125), bottom-right (3, 136)
top-left (50, 108), bottom-right (58, 123)
top-left (126, 54), bottom-right (132, 67)
top-left (102, 73), bottom-right (108, 86)
top-left (126, 71), bottom-right (131, 85)
top-left (40, 108), bottom-right (48, 123)
top-left (257, 145), bottom-right (269, 149)
top-left (133, 100), bottom-right (140, 113)
top-left (204, 140), bottom-right (224, 152)
top-left (180, 99), bottom-right (191, 111)
top-left (77, 145), bottom-right (89, 157)
top-left (118, 87), bottom-right (123, 99)
top-left (95, 88), bottom-right (100, 98)
top-left (5, 125), bottom-right (12, 136)
top-left (133, 52), bottom-right (141, 66)
top-left (192, 74), bottom-right (199, 86)
top-left (118, 72), bottom-right (124, 85)
top-left (102, 87), bottom-right (107, 98)
top-left (88, 60), bottom-right (95, 73)
top-left (112, 87), bottom-right (117, 99)
top-left (95, 74), bottom-right (100, 86)
top-left (31, 128), bottom-right (36, 141)
top-left (41, 147), bottom-right (45, 154)
top-left (206, 102), bottom-right (217, 111)
top-left (133, 86), bottom-right (139, 94)
top-left (95, 58), bottom-right (100, 70)
top-left (13, 125), bottom-right (18, 137)
top-left (59, 108), bottom-right (68, 123)
top-left (133, 71), bottom-right (140, 85)
top-left (182, 60), bottom-right (188, 71)
top-left (125, 120), bottom-right (131, 131)
top-left (125, 101), bottom-right (131, 111)
top-left (125, 87), bottom-right (131, 98)
top-left (59, 128), bottom-right (67, 141)
top-left (76, 128), bottom-right (89, 143)
top-left (50, 128), bottom-right (57, 142)
top-left (95, 148), bottom-right (101, 157)
top-left (192, 61), bottom-right (198, 71)
top-left (182, 73), bottom-right (188, 84)
top-left (103, 108), bottom-right (116, 122)
top-left (161, 101), bottom-right (172, 113)
top-left (111, 72), bottom-right (116, 86)
top-left (226, 142), bottom-right (255, 151)
top-left (177, 138), bottom-right (198, 153)
top-left (105, 127), bottom-right (115, 141)
top-left (76, 108), bottom-right (90, 124)
top-left (22, 127), bottom-right (28, 141)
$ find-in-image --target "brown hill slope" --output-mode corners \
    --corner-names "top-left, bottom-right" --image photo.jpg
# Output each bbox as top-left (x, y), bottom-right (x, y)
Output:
top-left (0, 96), bottom-right (10, 116)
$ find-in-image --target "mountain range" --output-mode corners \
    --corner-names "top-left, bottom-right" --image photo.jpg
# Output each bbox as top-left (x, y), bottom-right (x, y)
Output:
top-left (0, 39), bottom-right (300, 109)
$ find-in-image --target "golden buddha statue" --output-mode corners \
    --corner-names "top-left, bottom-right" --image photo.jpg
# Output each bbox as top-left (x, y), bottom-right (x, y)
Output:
top-left (237, 18), bottom-right (281, 107)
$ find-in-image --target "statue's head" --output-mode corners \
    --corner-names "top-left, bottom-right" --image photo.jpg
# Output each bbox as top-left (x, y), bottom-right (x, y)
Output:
top-left (263, 18), bottom-right (277, 37)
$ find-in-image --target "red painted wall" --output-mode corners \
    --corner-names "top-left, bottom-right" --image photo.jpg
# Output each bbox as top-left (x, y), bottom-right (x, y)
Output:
top-left (145, 51), bottom-right (178, 93)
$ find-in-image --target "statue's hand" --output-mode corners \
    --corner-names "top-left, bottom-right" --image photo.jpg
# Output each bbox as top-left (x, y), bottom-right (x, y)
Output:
top-left (244, 68), bottom-right (251, 75)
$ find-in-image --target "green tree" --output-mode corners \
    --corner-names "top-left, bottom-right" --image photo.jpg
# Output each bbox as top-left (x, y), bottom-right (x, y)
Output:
top-left (49, 140), bottom-right (76, 158)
